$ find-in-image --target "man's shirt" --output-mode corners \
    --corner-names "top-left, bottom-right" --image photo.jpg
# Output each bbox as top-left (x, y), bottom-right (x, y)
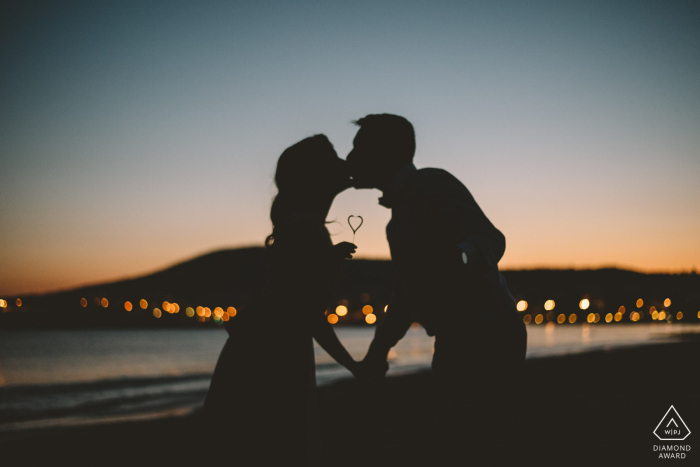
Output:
top-left (374, 163), bottom-right (517, 350)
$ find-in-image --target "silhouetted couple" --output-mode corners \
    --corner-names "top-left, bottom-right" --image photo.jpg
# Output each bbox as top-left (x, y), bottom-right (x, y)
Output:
top-left (203, 114), bottom-right (527, 465)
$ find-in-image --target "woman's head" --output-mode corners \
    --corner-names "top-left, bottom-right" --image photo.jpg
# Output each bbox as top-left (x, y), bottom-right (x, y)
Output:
top-left (268, 135), bottom-right (350, 242)
top-left (273, 134), bottom-right (348, 196)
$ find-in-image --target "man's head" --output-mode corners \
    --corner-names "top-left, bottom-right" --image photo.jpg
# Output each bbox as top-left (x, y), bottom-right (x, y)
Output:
top-left (346, 114), bottom-right (415, 190)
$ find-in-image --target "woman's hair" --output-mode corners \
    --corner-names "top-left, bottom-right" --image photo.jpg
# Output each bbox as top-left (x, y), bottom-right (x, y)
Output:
top-left (265, 134), bottom-right (337, 247)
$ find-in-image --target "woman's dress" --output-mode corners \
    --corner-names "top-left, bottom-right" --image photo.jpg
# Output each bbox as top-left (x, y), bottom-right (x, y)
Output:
top-left (203, 212), bottom-right (339, 466)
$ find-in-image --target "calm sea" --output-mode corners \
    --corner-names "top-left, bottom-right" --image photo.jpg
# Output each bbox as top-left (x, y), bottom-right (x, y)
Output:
top-left (1, 323), bottom-right (698, 431)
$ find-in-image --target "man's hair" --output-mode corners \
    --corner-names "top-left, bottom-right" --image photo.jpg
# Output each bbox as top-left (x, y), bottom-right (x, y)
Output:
top-left (352, 114), bottom-right (415, 164)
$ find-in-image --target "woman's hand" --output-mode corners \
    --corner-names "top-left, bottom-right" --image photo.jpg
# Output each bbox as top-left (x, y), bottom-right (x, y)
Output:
top-left (332, 241), bottom-right (357, 260)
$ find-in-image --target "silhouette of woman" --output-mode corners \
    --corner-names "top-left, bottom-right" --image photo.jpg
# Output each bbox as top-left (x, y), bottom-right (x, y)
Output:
top-left (203, 135), bottom-right (359, 466)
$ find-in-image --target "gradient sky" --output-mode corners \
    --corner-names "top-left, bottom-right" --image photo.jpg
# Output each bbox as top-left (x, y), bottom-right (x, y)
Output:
top-left (1, 0), bottom-right (699, 295)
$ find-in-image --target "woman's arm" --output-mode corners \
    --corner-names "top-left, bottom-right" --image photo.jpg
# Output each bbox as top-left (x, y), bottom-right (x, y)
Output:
top-left (313, 319), bottom-right (359, 375)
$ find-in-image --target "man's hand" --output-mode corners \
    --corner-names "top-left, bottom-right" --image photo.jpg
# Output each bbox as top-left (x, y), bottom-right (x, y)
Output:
top-left (332, 242), bottom-right (357, 260)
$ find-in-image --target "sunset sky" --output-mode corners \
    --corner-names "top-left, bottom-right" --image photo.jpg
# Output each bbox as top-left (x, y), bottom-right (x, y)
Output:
top-left (1, 0), bottom-right (699, 296)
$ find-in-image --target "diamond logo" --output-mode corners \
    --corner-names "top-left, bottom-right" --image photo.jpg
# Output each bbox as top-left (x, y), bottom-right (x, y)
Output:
top-left (654, 405), bottom-right (691, 441)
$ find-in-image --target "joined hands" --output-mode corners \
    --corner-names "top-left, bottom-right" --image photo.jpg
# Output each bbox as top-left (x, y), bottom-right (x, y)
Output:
top-left (350, 357), bottom-right (389, 382)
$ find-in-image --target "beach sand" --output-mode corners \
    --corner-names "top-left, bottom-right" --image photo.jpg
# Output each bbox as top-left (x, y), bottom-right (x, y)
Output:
top-left (2, 338), bottom-right (699, 466)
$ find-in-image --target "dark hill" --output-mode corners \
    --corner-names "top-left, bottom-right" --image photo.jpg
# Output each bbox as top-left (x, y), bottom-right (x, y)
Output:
top-left (1, 247), bottom-right (698, 328)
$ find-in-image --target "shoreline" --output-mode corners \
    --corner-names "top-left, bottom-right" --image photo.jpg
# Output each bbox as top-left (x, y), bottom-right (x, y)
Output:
top-left (2, 338), bottom-right (699, 466)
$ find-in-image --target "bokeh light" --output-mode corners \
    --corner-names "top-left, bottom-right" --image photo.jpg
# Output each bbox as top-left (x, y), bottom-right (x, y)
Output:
top-left (196, 306), bottom-right (204, 317)
top-left (658, 311), bottom-right (666, 320)
top-left (204, 307), bottom-right (211, 318)
top-left (16, 298), bottom-right (22, 307)
top-left (579, 299), bottom-right (590, 310)
top-left (213, 307), bottom-right (223, 318)
top-left (676, 311), bottom-right (683, 320)
top-left (362, 305), bottom-right (373, 315)
top-left (534, 314), bottom-right (543, 324)
top-left (618, 306), bottom-right (625, 314)
top-left (140, 299), bottom-right (148, 309)
top-left (153, 308), bottom-right (162, 318)
top-left (227, 307), bottom-right (237, 317)
top-left (522, 314), bottom-right (532, 324)
top-left (557, 314), bottom-right (566, 324)
top-left (124, 301), bottom-right (132, 311)
top-left (162, 301), bottom-right (171, 312)
top-left (80, 298), bottom-right (87, 307)
top-left (365, 314), bottom-right (377, 324)
top-left (336, 305), bottom-right (348, 316)
top-left (185, 307), bottom-right (195, 317)
top-left (101, 298), bottom-right (108, 308)
top-left (516, 300), bottom-right (528, 312)
top-left (664, 298), bottom-right (671, 307)
top-left (636, 298), bottom-right (643, 308)
top-left (544, 300), bottom-right (555, 311)
top-left (568, 314), bottom-right (577, 324)
top-left (327, 313), bottom-right (338, 324)
top-left (605, 313), bottom-right (613, 323)
top-left (587, 313), bottom-right (594, 323)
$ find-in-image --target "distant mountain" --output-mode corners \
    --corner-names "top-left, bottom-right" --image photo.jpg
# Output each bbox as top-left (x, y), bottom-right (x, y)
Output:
top-left (1, 247), bottom-right (698, 328)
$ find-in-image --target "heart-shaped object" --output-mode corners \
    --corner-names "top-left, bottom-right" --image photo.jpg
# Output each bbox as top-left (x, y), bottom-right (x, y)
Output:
top-left (348, 215), bottom-right (363, 235)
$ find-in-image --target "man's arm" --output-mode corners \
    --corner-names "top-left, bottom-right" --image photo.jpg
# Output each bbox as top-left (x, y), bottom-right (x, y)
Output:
top-left (363, 182), bottom-right (452, 371)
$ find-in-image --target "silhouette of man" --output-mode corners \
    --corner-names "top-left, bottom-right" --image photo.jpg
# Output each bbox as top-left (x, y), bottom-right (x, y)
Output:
top-left (347, 114), bottom-right (527, 449)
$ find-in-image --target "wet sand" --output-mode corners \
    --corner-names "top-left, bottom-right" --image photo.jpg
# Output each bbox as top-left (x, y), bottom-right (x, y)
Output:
top-left (2, 338), bottom-right (699, 466)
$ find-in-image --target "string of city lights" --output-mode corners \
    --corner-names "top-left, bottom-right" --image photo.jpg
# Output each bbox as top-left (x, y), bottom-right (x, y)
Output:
top-left (1, 295), bottom-right (697, 325)
top-left (0, 295), bottom-right (384, 325)
top-left (516, 297), bottom-right (690, 325)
